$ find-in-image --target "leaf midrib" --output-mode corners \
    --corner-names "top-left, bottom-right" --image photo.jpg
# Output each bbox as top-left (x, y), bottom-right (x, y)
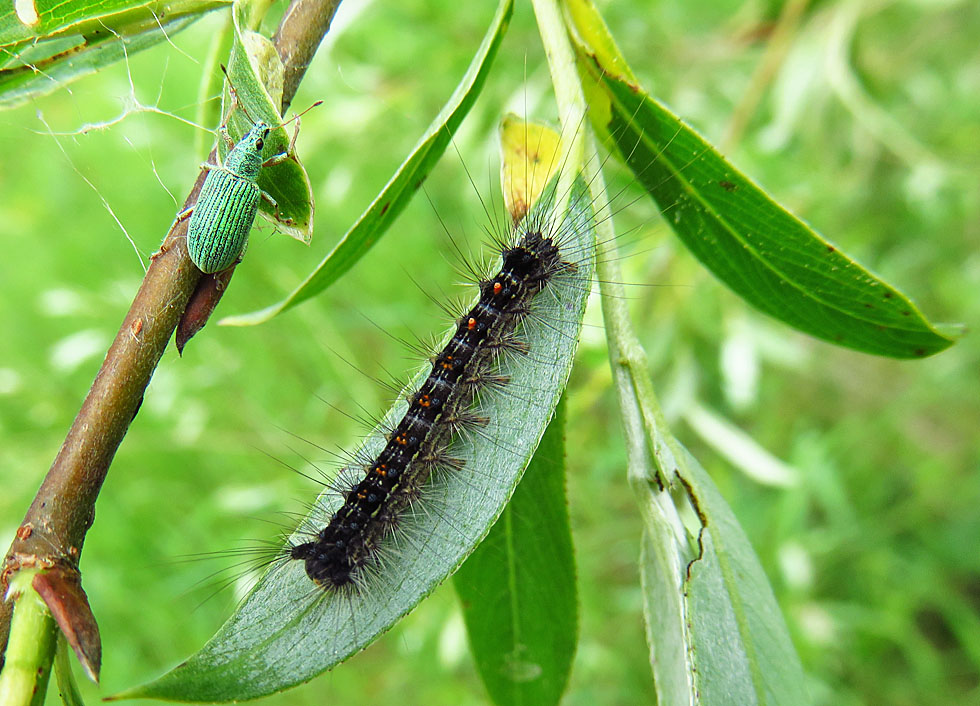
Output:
top-left (605, 79), bottom-right (934, 336)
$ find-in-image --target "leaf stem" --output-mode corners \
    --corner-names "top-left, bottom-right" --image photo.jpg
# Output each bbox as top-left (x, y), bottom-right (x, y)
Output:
top-left (535, 0), bottom-right (695, 553)
top-left (0, 572), bottom-right (57, 706)
top-left (582, 130), bottom-right (694, 556)
top-left (531, 0), bottom-right (585, 203)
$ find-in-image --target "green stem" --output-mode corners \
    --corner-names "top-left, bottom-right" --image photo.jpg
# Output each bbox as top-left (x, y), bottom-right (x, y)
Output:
top-left (541, 7), bottom-right (700, 694)
top-left (584, 129), bottom-right (695, 557)
top-left (534, 0), bottom-right (695, 556)
top-left (531, 0), bottom-right (584, 206)
top-left (54, 635), bottom-right (85, 706)
top-left (0, 572), bottom-right (58, 706)
top-left (244, 0), bottom-right (276, 31)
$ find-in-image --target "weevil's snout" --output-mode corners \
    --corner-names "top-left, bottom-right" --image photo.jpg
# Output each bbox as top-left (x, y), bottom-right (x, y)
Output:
top-left (225, 122), bottom-right (274, 179)
top-left (253, 122), bottom-right (270, 152)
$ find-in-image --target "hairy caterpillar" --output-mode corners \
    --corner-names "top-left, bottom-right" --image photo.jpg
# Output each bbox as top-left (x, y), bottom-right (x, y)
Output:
top-left (140, 119), bottom-right (605, 701)
top-left (290, 216), bottom-right (574, 592)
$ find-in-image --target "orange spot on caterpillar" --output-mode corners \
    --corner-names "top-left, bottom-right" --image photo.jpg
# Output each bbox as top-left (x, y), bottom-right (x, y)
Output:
top-left (288, 227), bottom-right (571, 593)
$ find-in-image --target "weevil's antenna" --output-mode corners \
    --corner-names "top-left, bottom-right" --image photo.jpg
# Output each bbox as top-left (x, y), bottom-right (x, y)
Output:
top-left (220, 64), bottom-right (322, 129)
top-left (277, 100), bottom-right (324, 130)
top-left (219, 64), bottom-right (257, 125)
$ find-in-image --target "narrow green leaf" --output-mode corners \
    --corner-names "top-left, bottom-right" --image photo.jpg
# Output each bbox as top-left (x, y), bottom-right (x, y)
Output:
top-left (625, 348), bottom-right (809, 703)
top-left (638, 498), bottom-right (696, 705)
top-left (0, 0), bottom-right (223, 45)
top-left (53, 637), bottom-right (86, 706)
top-left (219, 0), bottom-right (314, 244)
top-left (219, 0), bottom-right (514, 327)
top-left (636, 433), bottom-right (810, 705)
top-left (114, 176), bottom-right (595, 703)
top-left (560, 8), bottom-right (811, 695)
top-left (0, 0), bottom-right (224, 107)
top-left (679, 447), bottom-right (809, 705)
top-left (0, 15), bottom-right (205, 108)
top-left (601, 79), bottom-right (952, 359)
top-left (564, 0), bottom-right (954, 359)
top-left (455, 398), bottom-right (577, 706)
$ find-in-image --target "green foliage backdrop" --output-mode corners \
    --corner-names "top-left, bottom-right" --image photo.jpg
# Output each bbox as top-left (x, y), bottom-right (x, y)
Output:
top-left (0, 0), bottom-right (977, 704)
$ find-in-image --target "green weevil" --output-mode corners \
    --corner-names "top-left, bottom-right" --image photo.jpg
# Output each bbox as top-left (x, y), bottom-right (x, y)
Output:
top-left (184, 116), bottom-right (295, 274)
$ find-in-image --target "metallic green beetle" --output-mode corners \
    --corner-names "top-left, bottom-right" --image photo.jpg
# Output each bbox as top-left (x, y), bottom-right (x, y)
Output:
top-left (186, 121), bottom-right (291, 274)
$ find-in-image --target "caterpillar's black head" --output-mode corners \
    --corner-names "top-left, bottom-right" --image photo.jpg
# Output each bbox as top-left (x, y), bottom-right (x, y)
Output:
top-left (291, 541), bottom-right (355, 590)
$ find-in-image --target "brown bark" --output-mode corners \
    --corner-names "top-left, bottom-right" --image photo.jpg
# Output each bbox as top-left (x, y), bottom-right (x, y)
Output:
top-left (0, 0), bottom-right (343, 674)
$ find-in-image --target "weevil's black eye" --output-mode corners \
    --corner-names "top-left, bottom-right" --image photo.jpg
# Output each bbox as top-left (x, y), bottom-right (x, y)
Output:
top-left (255, 138), bottom-right (264, 151)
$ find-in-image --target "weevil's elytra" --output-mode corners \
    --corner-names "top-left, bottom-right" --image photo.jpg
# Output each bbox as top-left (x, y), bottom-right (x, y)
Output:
top-left (187, 121), bottom-right (278, 274)
top-left (184, 89), bottom-right (322, 274)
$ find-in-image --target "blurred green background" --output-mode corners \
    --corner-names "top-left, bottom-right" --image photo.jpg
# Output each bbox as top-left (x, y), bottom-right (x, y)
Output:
top-left (1, 0), bottom-right (978, 704)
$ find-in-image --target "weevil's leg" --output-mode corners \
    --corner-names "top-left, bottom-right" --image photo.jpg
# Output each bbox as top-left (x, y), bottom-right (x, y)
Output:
top-left (261, 118), bottom-right (302, 167)
top-left (152, 207), bottom-right (194, 261)
top-left (261, 152), bottom-right (290, 168)
top-left (259, 190), bottom-right (294, 225)
top-left (198, 162), bottom-right (227, 180)
top-left (219, 126), bottom-right (235, 151)
top-left (221, 87), bottom-right (240, 131)
top-left (287, 117), bottom-right (301, 154)
top-left (210, 76), bottom-right (238, 152)
top-left (173, 204), bottom-right (195, 223)
top-left (259, 190), bottom-right (283, 220)
top-left (260, 190), bottom-right (279, 212)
